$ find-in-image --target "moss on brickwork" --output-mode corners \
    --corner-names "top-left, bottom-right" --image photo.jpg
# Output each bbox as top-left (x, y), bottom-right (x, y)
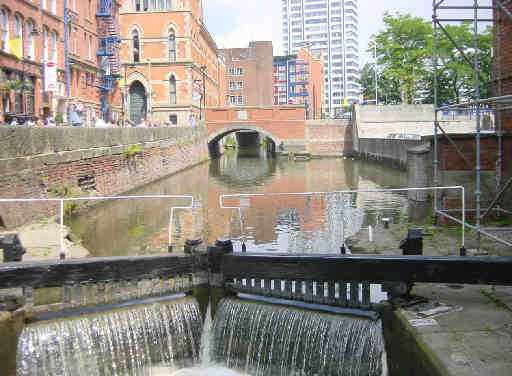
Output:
top-left (0, 311), bottom-right (25, 376)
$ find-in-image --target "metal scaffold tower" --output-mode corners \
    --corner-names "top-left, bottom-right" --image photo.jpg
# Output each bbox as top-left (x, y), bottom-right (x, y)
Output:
top-left (87, 0), bottom-right (122, 121)
top-left (433, 0), bottom-right (512, 249)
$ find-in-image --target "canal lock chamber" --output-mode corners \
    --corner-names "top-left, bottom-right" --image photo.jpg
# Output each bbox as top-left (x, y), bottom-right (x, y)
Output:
top-left (8, 289), bottom-right (452, 376)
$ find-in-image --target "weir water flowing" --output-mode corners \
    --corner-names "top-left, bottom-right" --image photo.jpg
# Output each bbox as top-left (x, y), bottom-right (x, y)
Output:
top-left (16, 297), bottom-right (386, 376)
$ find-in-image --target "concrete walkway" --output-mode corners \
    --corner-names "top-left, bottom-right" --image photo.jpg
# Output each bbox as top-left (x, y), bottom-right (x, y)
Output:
top-left (0, 219), bottom-right (89, 261)
top-left (347, 221), bottom-right (512, 376)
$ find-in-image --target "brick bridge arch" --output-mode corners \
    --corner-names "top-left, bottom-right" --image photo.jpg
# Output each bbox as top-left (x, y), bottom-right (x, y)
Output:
top-left (205, 106), bottom-right (307, 157)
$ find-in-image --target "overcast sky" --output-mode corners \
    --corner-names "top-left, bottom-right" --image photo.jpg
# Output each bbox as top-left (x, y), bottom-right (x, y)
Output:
top-left (203, 0), bottom-right (434, 65)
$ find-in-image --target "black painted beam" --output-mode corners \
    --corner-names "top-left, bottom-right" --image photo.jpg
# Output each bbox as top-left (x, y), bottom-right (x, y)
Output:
top-left (0, 254), bottom-right (208, 289)
top-left (221, 254), bottom-right (512, 286)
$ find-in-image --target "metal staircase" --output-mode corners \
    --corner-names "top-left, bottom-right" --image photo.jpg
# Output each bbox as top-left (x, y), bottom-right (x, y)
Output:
top-left (86, 0), bottom-right (121, 121)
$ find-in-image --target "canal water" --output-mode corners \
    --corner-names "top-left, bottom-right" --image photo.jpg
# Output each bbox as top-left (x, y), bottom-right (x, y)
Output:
top-left (69, 148), bottom-right (408, 257)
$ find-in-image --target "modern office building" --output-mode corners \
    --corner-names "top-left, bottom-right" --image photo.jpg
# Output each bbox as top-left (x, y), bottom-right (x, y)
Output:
top-left (281, 0), bottom-right (360, 116)
top-left (273, 46), bottom-right (324, 119)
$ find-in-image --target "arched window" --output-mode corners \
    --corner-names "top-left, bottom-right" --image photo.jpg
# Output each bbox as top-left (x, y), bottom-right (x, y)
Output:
top-left (169, 76), bottom-right (176, 104)
top-left (26, 20), bottom-right (35, 60)
top-left (42, 27), bottom-right (48, 61)
top-left (0, 9), bottom-right (9, 53)
top-left (14, 15), bottom-right (23, 58)
top-left (168, 30), bottom-right (176, 61)
top-left (51, 31), bottom-right (57, 61)
top-left (132, 30), bottom-right (140, 62)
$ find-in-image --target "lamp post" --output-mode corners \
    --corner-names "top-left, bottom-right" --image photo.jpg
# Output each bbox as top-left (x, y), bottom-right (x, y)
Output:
top-left (200, 65), bottom-right (206, 120)
top-left (374, 43), bottom-right (378, 105)
top-left (64, 0), bottom-right (71, 126)
top-left (146, 58), bottom-right (152, 122)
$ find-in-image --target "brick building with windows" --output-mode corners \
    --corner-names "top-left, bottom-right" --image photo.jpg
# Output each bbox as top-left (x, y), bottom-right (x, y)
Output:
top-left (219, 41), bottom-right (274, 107)
top-left (0, 0), bottom-right (122, 126)
top-left (119, 0), bottom-right (226, 126)
top-left (273, 46), bottom-right (324, 119)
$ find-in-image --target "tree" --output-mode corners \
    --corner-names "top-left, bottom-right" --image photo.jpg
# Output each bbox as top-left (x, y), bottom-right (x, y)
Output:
top-left (359, 62), bottom-right (401, 104)
top-left (367, 12), bottom-right (492, 105)
top-left (370, 12), bottom-right (432, 104)
top-left (423, 24), bottom-right (493, 105)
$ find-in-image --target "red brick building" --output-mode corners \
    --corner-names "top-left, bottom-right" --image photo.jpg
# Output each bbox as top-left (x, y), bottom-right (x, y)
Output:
top-left (273, 46), bottom-right (324, 119)
top-left (219, 41), bottom-right (274, 107)
top-left (0, 0), bottom-right (122, 126)
top-left (119, 0), bottom-right (226, 126)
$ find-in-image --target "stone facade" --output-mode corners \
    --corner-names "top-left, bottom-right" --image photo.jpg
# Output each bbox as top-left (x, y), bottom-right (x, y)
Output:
top-left (119, 0), bottom-right (226, 127)
top-left (0, 126), bottom-right (208, 228)
top-left (0, 0), bottom-right (122, 126)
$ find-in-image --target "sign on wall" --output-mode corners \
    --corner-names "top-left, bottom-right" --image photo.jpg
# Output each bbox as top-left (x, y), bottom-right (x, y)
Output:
top-left (44, 60), bottom-right (57, 92)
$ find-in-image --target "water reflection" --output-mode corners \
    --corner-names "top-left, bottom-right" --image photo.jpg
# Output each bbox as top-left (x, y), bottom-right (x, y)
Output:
top-left (69, 148), bottom-right (410, 257)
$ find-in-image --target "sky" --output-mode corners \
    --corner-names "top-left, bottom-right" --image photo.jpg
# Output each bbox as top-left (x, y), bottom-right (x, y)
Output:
top-left (203, 0), bottom-right (434, 65)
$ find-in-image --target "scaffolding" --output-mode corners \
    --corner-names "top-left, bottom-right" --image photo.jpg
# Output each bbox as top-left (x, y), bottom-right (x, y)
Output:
top-left (86, 0), bottom-right (122, 121)
top-left (433, 0), bottom-right (512, 249)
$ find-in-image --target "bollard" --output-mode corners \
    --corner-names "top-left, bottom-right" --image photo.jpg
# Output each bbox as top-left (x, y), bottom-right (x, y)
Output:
top-left (399, 228), bottom-right (424, 255)
top-left (0, 234), bottom-right (26, 262)
top-left (184, 238), bottom-right (203, 254)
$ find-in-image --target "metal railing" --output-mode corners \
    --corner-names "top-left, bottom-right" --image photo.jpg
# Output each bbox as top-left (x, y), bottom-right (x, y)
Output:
top-left (0, 195), bottom-right (195, 258)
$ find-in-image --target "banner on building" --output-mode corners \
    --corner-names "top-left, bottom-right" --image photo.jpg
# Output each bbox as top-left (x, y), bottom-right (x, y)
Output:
top-left (8, 39), bottom-right (22, 60)
top-left (44, 60), bottom-right (57, 92)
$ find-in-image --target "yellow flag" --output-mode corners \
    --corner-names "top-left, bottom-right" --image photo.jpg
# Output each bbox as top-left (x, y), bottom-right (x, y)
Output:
top-left (343, 98), bottom-right (348, 105)
top-left (118, 78), bottom-right (125, 87)
top-left (9, 39), bottom-right (22, 60)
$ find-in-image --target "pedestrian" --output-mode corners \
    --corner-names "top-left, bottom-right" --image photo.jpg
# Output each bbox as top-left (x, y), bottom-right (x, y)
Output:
top-left (26, 117), bottom-right (36, 126)
top-left (35, 117), bottom-right (44, 126)
top-left (10, 117), bottom-right (18, 126)
top-left (136, 118), bottom-right (147, 128)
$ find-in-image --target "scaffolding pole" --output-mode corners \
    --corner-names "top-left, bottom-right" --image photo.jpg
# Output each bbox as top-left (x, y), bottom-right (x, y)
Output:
top-left (433, 0), bottom-right (511, 249)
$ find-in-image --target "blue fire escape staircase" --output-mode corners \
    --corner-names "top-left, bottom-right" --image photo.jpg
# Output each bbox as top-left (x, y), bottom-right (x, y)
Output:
top-left (85, 0), bottom-right (121, 120)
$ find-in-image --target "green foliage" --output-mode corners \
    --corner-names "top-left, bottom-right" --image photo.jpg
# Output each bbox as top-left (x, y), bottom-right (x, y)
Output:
top-left (224, 135), bottom-right (236, 148)
top-left (366, 12), bottom-right (492, 105)
top-left (481, 286), bottom-right (511, 311)
top-left (54, 113), bottom-right (64, 124)
top-left (123, 145), bottom-right (142, 158)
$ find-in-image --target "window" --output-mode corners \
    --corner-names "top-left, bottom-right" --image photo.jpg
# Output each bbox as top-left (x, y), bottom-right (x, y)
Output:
top-left (51, 31), bottom-right (57, 61)
top-left (169, 114), bottom-right (177, 125)
top-left (42, 0), bottom-right (47, 10)
top-left (132, 30), bottom-right (140, 62)
top-left (73, 27), bottom-right (78, 55)
top-left (229, 95), bottom-right (236, 105)
top-left (14, 15), bottom-right (23, 58)
top-left (88, 34), bottom-right (92, 60)
top-left (168, 30), bottom-right (176, 61)
top-left (236, 67), bottom-right (243, 76)
top-left (50, 0), bottom-right (56, 14)
top-left (0, 9), bottom-right (9, 53)
top-left (169, 76), bottom-right (176, 104)
top-left (135, 0), bottom-right (141, 11)
top-left (26, 20), bottom-right (35, 60)
top-left (42, 27), bottom-right (48, 61)
top-left (237, 96), bottom-right (243, 105)
top-left (166, 0), bottom-right (172, 9)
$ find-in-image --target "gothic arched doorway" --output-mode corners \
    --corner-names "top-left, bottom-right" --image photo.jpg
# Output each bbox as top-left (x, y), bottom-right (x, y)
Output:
top-left (129, 81), bottom-right (147, 124)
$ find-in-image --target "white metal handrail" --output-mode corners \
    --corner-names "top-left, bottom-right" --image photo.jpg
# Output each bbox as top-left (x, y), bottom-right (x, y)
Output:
top-left (0, 195), bottom-right (195, 258)
top-left (220, 186), bottom-right (466, 250)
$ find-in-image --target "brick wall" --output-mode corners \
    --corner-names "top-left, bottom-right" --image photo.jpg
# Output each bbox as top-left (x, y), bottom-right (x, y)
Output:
top-left (306, 120), bottom-right (353, 156)
top-left (0, 127), bottom-right (208, 228)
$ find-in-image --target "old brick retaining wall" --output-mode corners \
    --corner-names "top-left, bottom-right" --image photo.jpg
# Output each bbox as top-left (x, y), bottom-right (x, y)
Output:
top-left (305, 119), bottom-right (353, 156)
top-left (0, 126), bottom-right (209, 228)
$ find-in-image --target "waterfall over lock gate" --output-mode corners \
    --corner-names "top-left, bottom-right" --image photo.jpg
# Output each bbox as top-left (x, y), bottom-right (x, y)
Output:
top-left (16, 298), bottom-right (202, 376)
top-left (211, 298), bottom-right (386, 376)
top-left (16, 297), bottom-right (386, 376)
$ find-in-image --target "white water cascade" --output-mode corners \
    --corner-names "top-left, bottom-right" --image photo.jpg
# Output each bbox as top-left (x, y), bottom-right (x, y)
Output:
top-left (16, 297), bottom-right (386, 376)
